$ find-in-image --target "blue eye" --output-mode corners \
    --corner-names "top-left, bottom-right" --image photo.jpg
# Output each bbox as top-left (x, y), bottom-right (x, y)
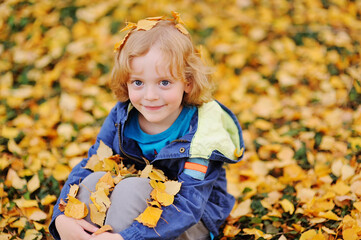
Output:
top-left (133, 80), bottom-right (143, 86)
top-left (160, 80), bottom-right (170, 87)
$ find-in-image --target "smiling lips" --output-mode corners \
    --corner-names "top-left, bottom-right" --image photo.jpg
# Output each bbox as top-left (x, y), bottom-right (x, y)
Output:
top-left (144, 105), bottom-right (164, 110)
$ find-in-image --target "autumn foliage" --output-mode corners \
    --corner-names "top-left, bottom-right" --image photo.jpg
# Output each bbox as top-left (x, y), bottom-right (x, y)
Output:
top-left (1, 0), bottom-right (361, 239)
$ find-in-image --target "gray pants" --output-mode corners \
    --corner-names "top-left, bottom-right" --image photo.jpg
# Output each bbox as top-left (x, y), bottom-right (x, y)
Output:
top-left (77, 172), bottom-right (210, 240)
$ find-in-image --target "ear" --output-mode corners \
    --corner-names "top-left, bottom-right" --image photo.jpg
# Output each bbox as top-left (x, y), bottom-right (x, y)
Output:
top-left (184, 81), bottom-right (193, 93)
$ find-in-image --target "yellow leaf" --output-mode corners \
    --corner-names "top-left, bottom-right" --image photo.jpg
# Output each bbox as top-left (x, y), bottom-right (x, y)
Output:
top-left (280, 199), bottom-right (294, 214)
top-left (24, 229), bottom-right (42, 240)
top-left (13, 198), bottom-right (38, 208)
top-left (1, 127), bottom-right (19, 139)
top-left (243, 228), bottom-right (272, 239)
top-left (90, 190), bottom-right (111, 212)
top-left (140, 165), bottom-right (153, 178)
top-left (175, 24), bottom-right (189, 35)
top-left (136, 19), bottom-right (158, 31)
top-left (120, 22), bottom-right (137, 32)
top-left (318, 211), bottom-right (341, 221)
top-left (89, 203), bottom-right (106, 227)
top-left (102, 158), bottom-right (119, 175)
top-left (8, 139), bottom-right (23, 155)
top-left (52, 164), bottom-right (71, 181)
top-left (230, 198), bottom-right (251, 218)
top-left (68, 184), bottom-right (79, 198)
top-left (33, 222), bottom-right (47, 231)
top-left (6, 169), bottom-right (27, 190)
top-left (151, 188), bottom-right (174, 206)
top-left (353, 201), bottom-right (361, 212)
top-left (97, 141), bottom-right (113, 161)
top-left (94, 224), bottom-right (113, 235)
top-left (84, 155), bottom-right (102, 172)
top-left (223, 225), bottom-right (241, 237)
top-left (321, 226), bottom-right (336, 235)
top-left (343, 228), bottom-right (358, 240)
top-left (150, 179), bottom-right (166, 191)
top-left (164, 180), bottom-right (182, 195)
top-left (332, 180), bottom-right (350, 195)
top-left (96, 171), bottom-right (114, 190)
top-left (27, 174), bottom-right (40, 193)
top-left (135, 206), bottom-right (163, 228)
top-left (149, 168), bottom-right (166, 181)
top-left (299, 229), bottom-right (317, 240)
top-left (9, 217), bottom-right (27, 230)
top-left (64, 196), bottom-right (88, 219)
top-left (25, 207), bottom-right (47, 221)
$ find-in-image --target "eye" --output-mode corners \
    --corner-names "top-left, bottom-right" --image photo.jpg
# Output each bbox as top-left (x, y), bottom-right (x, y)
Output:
top-left (160, 80), bottom-right (170, 87)
top-left (132, 80), bottom-right (143, 87)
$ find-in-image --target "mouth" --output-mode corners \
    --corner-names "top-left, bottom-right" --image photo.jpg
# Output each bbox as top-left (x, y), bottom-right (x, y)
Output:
top-left (143, 105), bottom-right (164, 110)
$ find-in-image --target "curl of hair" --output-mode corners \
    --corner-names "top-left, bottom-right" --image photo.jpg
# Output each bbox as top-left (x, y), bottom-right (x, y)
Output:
top-left (110, 20), bottom-right (214, 106)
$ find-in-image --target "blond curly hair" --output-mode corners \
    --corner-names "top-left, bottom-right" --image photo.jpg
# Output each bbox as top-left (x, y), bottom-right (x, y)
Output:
top-left (110, 20), bottom-right (214, 106)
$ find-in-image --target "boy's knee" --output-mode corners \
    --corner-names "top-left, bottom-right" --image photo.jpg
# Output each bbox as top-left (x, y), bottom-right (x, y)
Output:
top-left (111, 177), bottom-right (151, 198)
top-left (80, 171), bottom-right (107, 190)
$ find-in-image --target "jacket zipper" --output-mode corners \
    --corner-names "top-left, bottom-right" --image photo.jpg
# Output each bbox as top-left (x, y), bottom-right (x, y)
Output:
top-left (117, 123), bottom-right (145, 165)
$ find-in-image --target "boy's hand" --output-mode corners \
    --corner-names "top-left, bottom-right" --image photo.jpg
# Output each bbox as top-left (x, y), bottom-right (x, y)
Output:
top-left (90, 232), bottom-right (124, 240)
top-left (55, 215), bottom-right (99, 240)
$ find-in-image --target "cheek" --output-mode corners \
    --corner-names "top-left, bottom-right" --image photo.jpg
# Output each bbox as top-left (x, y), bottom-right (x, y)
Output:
top-left (127, 87), bottom-right (141, 103)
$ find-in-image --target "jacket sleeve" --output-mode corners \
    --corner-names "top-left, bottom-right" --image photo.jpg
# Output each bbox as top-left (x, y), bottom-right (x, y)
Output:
top-left (118, 159), bottom-right (224, 240)
top-left (48, 104), bottom-right (119, 240)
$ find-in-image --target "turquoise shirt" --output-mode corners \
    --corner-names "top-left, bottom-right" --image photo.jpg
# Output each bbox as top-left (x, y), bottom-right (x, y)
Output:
top-left (124, 106), bottom-right (197, 160)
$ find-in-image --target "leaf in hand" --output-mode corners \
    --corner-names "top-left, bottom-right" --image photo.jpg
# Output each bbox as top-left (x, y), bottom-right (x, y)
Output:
top-left (93, 224), bottom-right (113, 235)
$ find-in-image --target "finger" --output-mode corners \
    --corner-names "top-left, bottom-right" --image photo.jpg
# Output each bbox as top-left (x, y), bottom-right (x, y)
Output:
top-left (77, 219), bottom-right (99, 233)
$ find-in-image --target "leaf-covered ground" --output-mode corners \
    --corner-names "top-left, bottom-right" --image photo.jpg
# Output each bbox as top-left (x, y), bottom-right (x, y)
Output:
top-left (1, 0), bottom-right (361, 239)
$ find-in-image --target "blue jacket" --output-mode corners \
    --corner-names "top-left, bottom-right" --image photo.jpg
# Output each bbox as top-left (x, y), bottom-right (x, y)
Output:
top-left (49, 100), bottom-right (244, 240)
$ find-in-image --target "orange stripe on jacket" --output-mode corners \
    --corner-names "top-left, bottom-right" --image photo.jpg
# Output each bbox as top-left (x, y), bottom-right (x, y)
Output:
top-left (184, 162), bottom-right (208, 174)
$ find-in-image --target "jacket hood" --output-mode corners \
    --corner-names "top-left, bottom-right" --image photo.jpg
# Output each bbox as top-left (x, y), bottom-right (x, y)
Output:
top-left (189, 100), bottom-right (245, 163)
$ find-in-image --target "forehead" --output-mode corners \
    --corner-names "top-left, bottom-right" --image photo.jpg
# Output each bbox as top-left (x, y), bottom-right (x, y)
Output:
top-left (130, 46), bottom-right (171, 75)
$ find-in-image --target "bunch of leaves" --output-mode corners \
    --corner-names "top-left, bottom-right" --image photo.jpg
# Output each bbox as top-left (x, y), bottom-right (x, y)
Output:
top-left (59, 141), bottom-right (182, 233)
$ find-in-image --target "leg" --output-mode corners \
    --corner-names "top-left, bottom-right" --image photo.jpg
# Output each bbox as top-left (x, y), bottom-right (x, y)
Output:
top-left (104, 177), bottom-right (152, 232)
top-left (176, 221), bottom-right (210, 240)
top-left (77, 171), bottom-right (107, 224)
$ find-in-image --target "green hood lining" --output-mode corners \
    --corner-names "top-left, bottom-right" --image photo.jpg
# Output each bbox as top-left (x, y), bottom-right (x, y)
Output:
top-left (189, 101), bottom-right (241, 161)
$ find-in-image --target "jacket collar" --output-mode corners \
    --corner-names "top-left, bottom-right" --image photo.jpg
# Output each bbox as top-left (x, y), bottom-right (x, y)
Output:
top-left (115, 100), bottom-right (244, 163)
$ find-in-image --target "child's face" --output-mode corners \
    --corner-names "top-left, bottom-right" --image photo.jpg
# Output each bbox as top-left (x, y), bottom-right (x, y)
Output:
top-left (127, 45), bottom-right (192, 134)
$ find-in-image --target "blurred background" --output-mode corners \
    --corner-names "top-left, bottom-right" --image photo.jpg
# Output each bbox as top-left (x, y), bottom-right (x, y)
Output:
top-left (0, 0), bottom-right (360, 239)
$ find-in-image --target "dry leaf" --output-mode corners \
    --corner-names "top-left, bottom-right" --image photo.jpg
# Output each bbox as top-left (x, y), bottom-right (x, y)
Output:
top-left (140, 165), bottom-right (153, 178)
top-left (149, 168), bottom-right (166, 181)
top-left (64, 196), bottom-right (88, 219)
top-left (164, 180), bottom-right (182, 195)
top-left (89, 203), bottom-right (106, 226)
top-left (135, 206), bottom-right (163, 228)
top-left (97, 141), bottom-right (113, 161)
top-left (151, 188), bottom-right (174, 207)
top-left (136, 19), bottom-right (159, 31)
top-left (68, 184), bottom-right (79, 198)
top-left (93, 224), bottom-right (113, 235)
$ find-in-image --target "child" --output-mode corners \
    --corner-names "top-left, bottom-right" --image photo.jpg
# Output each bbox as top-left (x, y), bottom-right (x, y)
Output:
top-left (49, 13), bottom-right (244, 240)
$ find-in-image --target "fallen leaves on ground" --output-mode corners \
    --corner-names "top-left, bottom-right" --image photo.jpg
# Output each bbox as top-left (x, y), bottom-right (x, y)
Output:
top-left (1, 0), bottom-right (360, 239)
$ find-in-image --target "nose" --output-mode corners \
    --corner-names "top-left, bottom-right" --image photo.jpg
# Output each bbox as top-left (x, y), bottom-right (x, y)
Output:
top-left (144, 85), bottom-right (159, 101)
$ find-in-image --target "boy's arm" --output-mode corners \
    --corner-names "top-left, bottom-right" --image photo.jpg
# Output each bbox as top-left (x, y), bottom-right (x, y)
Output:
top-left (118, 159), bottom-right (225, 240)
top-left (49, 104), bottom-right (119, 240)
